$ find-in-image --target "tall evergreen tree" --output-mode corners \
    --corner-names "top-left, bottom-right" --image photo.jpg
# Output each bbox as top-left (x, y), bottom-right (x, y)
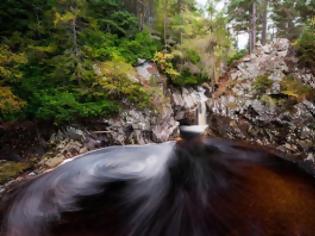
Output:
top-left (271, 0), bottom-right (302, 40)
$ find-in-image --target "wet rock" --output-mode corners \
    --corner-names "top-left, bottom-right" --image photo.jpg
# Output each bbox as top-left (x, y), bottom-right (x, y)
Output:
top-left (171, 86), bottom-right (209, 125)
top-left (49, 127), bottom-right (86, 144)
top-left (41, 154), bottom-right (65, 169)
top-left (0, 60), bottom-right (212, 189)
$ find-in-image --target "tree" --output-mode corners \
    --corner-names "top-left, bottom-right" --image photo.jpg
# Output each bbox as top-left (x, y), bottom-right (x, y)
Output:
top-left (250, 1), bottom-right (257, 53)
top-left (228, 0), bottom-right (255, 52)
top-left (261, 0), bottom-right (268, 45)
top-left (227, 0), bottom-right (272, 50)
top-left (0, 0), bottom-right (159, 123)
top-left (0, 44), bottom-right (27, 119)
top-left (271, 0), bottom-right (302, 40)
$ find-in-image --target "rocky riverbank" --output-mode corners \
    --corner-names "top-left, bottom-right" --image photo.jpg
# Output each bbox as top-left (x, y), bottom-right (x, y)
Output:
top-left (0, 61), bottom-right (208, 190)
top-left (0, 38), bottom-right (314, 191)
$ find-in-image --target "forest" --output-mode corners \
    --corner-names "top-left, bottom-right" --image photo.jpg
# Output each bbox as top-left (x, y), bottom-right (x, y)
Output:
top-left (1, 1), bottom-right (315, 236)
top-left (0, 0), bottom-right (314, 125)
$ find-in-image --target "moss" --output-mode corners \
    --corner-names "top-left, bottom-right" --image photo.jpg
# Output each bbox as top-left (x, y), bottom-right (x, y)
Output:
top-left (0, 161), bottom-right (31, 184)
top-left (252, 75), bottom-right (273, 95)
top-left (280, 75), bottom-right (315, 102)
top-left (260, 95), bottom-right (279, 107)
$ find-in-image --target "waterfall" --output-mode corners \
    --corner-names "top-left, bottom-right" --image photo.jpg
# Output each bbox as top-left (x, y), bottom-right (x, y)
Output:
top-left (197, 87), bottom-right (208, 126)
top-left (179, 87), bottom-right (209, 137)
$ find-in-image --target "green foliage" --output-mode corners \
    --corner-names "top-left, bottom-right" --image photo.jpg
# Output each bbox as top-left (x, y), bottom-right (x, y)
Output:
top-left (81, 30), bottom-right (161, 64)
top-left (35, 90), bottom-right (118, 124)
top-left (0, 0), bottom-right (161, 124)
top-left (0, 86), bottom-right (26, 120)
top-left (88, 0), bottom-right (138, 37)
top-left (257, 75), bottom-right (315, 107)
top-left (118, 32), bottom-right (162, 65)
top-left (0, 45), bottom-right (27, 82)
top-left (227, 49), bottom-right (247, 66)
top-left (260, 94), bottom-right (288, 108)
top-left (153, 51), bottom-right (207, 86)
top-left (280, 75), bottom-right (315, 102)
top-left (172, 70), bottom-right (207, 86)
top-left (176, 13), bottom-right (233, 85)
top-left (295, 23), bottom-right (315, 73)
top-left (153, 52), bottom-right (180, 80)
top-left (253, 75), bottom-right (273, 94)
top-left (0, 161), bottom-right (31, 185)
top-left (96, 57), bottom-right (150, 108)
top-left (0, 44), bottom-right (27, 120)
top-left (271, 0), bottom-right (304, 40)
top-left (183, 48), bottom-right (200, 64)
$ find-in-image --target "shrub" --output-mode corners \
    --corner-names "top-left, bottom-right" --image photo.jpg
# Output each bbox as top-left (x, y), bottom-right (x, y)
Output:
top-left (184, 48), bottom-right (201, 65)
top-left (295, 23), bottom-right (315, 73)
top-left (81, 31), bottom-right (119, 61)
top-left (35, 90), bottom-right (118, 124)
top-left (153, 52), bottom-right (180, 80)
top-left (0, 86), bottom-right (26, 120)
top-left (81, 30), bottom-right (161, 65)
top-left (119, 32), bottom-right (161, 65)
top-left (0, 44), bottom-right (27, 82)
top-left (252, 75), bottom-right (273, 94)
top-left (280, 75), bottom-right (315, 102)
top-left (227, 49), bottom-right (247, 66)
top-left (172, 70), bottom-right (207, 86)
top-left (96, 57), bottom-right (150, 108)
top-left (260, 94), bottom-right (288, 107)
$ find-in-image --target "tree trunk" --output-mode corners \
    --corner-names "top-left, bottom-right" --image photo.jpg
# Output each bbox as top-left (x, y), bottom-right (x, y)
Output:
top-left (261, 0), bottom-right (268, 45)
top-left (163, 0), bottom-right (168, 48)
top-left (136, 0), bottom-right (145, 31)
top-left (250, 1), bottom-right (257, 53)
top-left (249, 29), bottom-right (252, 53)
top-left (72, 18), bottom-right (79, 57)
top-left (178, 0), bottom-right (183, 12)
top-left (178, 0), bottom-right (183, 45)
top-left (71, 16), bottom-right (82, 84)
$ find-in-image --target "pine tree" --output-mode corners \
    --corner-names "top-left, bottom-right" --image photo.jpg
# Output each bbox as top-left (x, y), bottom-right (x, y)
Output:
top-left (271, 0), bottom-right (302, 40)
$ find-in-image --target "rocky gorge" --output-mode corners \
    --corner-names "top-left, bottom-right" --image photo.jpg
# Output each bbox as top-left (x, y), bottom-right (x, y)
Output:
top-left (0, 38), bottom-right (315, 192)
top-left (208, 39), bottom-right (315, 165)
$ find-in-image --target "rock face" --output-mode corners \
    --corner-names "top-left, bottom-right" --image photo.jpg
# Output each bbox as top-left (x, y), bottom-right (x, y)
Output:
top-left (35, 62), bottom-right (212, 171)
top-left (172, 86), bottom-right (209, 125)
top-left (3, 39), bottom-right (314, 184)
top-left (208, 39), bottom-right (315, 164)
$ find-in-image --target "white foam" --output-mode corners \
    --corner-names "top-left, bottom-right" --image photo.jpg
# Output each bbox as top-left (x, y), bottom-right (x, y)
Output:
top-left (180, 125), bottom-right (208, 134)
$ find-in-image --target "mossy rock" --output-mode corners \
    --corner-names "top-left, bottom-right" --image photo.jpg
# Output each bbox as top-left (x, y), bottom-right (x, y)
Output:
top-left (0, 161), bottom-right (31, 184)
top-left (280, 76), bottom-right (315, 102)
top-left (252, 75), bottom-right (273, 95)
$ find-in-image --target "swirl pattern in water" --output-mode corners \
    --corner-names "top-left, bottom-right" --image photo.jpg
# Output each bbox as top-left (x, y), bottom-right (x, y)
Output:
top-left (1, 137), bottom-right (315, 236)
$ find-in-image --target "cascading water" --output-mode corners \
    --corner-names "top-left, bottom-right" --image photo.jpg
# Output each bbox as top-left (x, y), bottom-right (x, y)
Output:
top-left (196, 87), bottom-right (208, 126)
top-left (179, 87), bottom-right (209, 137)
